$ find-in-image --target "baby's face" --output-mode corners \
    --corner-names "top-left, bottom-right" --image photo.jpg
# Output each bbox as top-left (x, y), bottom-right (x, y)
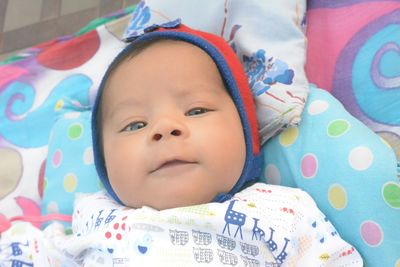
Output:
top-left (101, 40), bottom-right (245, 210)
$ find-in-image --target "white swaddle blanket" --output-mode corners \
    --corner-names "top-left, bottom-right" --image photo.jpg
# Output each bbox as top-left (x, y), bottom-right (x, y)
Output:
top-left (0, 183), bottom-right (363, 266)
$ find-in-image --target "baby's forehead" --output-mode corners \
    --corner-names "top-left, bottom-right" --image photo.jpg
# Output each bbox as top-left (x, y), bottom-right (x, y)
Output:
top-left (124, 39), bottom-right (206, 62)
top-left (100, 38), bottom-right (227, 109)
top-left (104, 39), bottom-right (214, 87)
top-left (107, 39), bottom-right (222, 85)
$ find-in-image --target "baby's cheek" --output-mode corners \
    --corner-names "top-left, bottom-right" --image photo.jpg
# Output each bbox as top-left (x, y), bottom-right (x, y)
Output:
top-left (220, 141), bottom-right (245, 189)
top-left (107, 157), bottom-right (131, 187)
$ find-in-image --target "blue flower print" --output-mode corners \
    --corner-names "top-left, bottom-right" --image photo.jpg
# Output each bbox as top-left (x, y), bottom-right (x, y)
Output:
top-left (243, 49), bottom-right (294, 96)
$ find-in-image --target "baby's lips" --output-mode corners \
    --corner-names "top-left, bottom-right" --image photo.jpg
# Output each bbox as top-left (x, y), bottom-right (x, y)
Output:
top-left (150, 158), bottom-right (197, 173)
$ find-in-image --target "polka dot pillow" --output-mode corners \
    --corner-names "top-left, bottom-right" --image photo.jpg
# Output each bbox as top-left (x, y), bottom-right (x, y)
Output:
top-left (262, 85), bottom-right (400, 266)
top-left (41, 109), bottom-right (102, 228)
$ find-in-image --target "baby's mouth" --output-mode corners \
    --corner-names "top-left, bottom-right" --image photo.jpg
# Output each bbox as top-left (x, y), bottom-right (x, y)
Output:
top-left (150, 159), bottom-right (197, 174)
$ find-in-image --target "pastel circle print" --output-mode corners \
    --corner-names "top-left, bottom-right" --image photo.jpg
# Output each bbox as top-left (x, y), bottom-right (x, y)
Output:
top-left (360, 220), bottom-right (383, 247)
top-left (38, 159), bottom-right (46, 199)
top-left (348, 146), bottom-right (374, 171)
top-left (327, 119), bottom-right (350, 138)
top-left (0, 147), bottom-right (23, 198)
top-left (41, 110), bottom-right (104, 228)
top-left (264, 164), bottom-right (281, 185)
top-left (52, 149), bottom-right (63, 168)
top-left (328, 184), bottom-right (347, 210)
top-left (262, 85), bottom-right (400, 266)
top-left (68, 123), bottom-right (84, 140)
top-left (63, 173), bottom-right (78, 193)
top-left (382, 182), bottom-right (400, 209)
top-left (279, 127), bottom-right (299, 147)
top-left (307, 99), bottom-right (329, 115)
top-left (300, 153), bottom-right (318, 179)
top-left (83, 147), bottom-right (94, 165)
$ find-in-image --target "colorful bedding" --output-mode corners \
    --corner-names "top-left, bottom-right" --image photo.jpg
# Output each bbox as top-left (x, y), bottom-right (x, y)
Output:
top-left (0, 7), bottom-right (130, 225)
top-left (263, 85), bottom-right (399, 267)
top-left (306, 0), bottom-right (400, 163)
top-left (0, 1), bottom-right (399, 267)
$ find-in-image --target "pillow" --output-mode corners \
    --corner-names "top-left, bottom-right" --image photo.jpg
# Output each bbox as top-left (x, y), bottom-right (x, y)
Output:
top-left (305, 0), bottom-right (400, 164)
top-left (0, 12), bottom-right (127, 224)
top-left (124, 0), bottom-right (309, 144)
top-left (41, 109), bottom-right (102, 228)
top-left (262, 85), bottom-right (400, 266)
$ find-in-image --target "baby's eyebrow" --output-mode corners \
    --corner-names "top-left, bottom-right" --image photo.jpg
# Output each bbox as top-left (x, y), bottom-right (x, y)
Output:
top-left (176, 85), bottom-right (224, 98)
top-left (106, 98), bottom-right (144, 120)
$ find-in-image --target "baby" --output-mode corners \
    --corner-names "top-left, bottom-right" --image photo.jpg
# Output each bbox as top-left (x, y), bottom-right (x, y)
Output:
top-left (93, 23), bottom-right (262, 210)
top-left (71, 23), bottom-right (363, 266)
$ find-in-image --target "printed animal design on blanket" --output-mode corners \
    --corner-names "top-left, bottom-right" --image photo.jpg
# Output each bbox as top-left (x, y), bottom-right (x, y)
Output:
top-left (251, 218), bottom-right (265, 241)
top-left (243, 49), bottom-right (294, 96)
top-left (5, 259), bottom-right (33, 267)
top-left (221, 200), bottom-right (291, 265)
top-left (0, 186), bottom-right (364, 266)
top-left (223, 200), bottom-right (247, 239)
top-left (265, 227), bottom-right (278, 252)
top-left (0, 241), bottom-right (34, 267)
top-left (4, 242), bottom-right (28, 257)
top-left (276, 238), bottom-right (290, 264)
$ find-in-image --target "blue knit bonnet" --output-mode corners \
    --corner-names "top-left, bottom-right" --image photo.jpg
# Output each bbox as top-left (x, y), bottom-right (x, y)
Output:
top-left (91, 21), bottom-right (263, 205)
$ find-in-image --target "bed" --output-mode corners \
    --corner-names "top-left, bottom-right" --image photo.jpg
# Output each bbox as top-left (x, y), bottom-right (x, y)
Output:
top-left (0, 1), bottom-right (399, 266)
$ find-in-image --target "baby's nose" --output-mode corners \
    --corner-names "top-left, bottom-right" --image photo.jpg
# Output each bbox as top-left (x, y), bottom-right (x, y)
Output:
top-left (150, 118), bottom-right (188, 142)
top-left (153, 129), bottom-right (182, 141)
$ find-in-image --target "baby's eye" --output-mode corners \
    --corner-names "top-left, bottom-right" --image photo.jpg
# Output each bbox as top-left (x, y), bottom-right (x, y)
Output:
top-left (121, 121), bottom-right (147, 132)
top-left (186, 108), bottom-right (210, 116)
